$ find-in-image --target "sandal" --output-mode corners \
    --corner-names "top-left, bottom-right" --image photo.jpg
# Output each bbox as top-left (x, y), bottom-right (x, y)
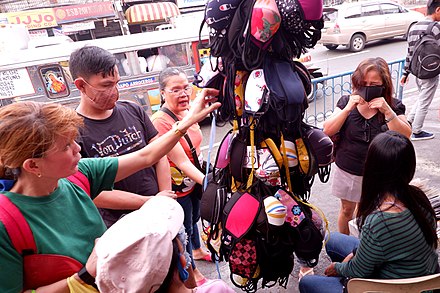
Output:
top-left (194, 253), bottom-right (212, 262)
top-left (298, 268), bottom-right (314, 281)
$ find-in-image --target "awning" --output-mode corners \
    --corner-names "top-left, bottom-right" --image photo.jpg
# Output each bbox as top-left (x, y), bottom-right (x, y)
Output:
top-left (125, 2), bottom-right (180, 24)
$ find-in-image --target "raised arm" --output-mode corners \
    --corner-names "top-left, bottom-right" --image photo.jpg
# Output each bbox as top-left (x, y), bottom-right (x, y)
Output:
top-left (115, 89), bottom-right (220, 182)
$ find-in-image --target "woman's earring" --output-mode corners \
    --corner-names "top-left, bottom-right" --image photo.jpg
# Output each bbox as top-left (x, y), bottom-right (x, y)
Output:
top-left (37, 173), bottom-right (42, 178)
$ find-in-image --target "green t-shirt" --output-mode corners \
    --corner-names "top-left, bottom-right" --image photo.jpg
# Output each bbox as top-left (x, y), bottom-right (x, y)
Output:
top-left (0, 158), bottom-right (118, 293)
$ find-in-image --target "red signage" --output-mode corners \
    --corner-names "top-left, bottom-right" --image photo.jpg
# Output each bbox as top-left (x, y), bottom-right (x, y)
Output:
top-left (54, 2), bottom-right (115, 24)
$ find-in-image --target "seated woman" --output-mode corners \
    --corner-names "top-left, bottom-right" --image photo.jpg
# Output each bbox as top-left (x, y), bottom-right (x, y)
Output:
top-left (299, 131), bottom-right (439, 293)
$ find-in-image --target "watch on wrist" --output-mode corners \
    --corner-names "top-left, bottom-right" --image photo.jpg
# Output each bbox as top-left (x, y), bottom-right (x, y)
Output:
top-left (173, 121), bottom-right (187, 137)
top-left (384, 112), bottom-right (397, 123)
top-left (78, 266), bottom-right (95, 286)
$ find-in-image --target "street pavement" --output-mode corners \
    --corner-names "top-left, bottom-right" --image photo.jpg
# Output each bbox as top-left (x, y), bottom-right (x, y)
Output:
top-left (196, 86), bottom-right (440, 292)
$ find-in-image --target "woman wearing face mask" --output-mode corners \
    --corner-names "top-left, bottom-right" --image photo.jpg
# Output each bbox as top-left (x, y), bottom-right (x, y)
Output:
top-left (323, 57), bottom-right (411, 235)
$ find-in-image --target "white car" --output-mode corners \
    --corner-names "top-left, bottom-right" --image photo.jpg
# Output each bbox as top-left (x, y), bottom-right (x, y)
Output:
top-left (319, 1), bottom-right (425, 52)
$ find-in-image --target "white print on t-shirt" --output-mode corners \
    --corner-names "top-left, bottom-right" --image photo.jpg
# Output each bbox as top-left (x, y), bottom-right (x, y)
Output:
top-left (91, 126), bottom-right (143, 157)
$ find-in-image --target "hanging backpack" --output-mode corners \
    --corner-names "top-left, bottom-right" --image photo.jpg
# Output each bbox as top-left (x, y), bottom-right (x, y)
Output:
top-left (274, 188), bottom-right (324, 267)
top-left (302, 124), bottom-right (334, 183)
top-left (262, 56), bottom-right (308, 130)
top-left (220, 191), bottom-right (262, 292)
top-left (409, 22), bottom-right (440, 80)
top-left (200, 130), bottom-right (234, 259)
top-left (201, 0), bottom-right (243, 59)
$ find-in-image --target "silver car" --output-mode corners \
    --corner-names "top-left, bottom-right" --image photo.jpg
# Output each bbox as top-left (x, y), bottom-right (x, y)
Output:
top-left (319, 1), bottom-right (425, 52)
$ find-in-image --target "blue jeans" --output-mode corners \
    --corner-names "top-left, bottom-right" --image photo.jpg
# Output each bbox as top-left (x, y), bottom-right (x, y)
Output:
top-left (177, 192), bottom-right (201, 269)
top-left (299, 232), bottom-right (360, 293)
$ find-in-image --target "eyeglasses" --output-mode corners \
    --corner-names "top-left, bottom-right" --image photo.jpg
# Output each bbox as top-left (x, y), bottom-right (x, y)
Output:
top-left (165, 86), bottom-right (193, 96)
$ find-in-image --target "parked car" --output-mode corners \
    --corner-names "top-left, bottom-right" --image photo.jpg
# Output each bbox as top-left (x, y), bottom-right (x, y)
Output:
top-left (319, 1), bottom-right (425, 52)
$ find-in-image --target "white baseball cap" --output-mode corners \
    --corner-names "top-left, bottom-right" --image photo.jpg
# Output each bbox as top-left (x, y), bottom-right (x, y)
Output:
top-left (95, 196), bottom-right (184, 293)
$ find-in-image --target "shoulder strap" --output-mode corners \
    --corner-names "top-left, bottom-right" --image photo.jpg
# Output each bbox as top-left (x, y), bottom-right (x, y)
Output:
top-left (426, 22), bottom-right (437, 35)
top-left (0, 194), bottom-right (37, 255)
top-left (160, 107), bottom-right (202, 170)
top-left (0, 171), bottom-right (90, 256)
top-left (67, 171), bottom-right (91, 197)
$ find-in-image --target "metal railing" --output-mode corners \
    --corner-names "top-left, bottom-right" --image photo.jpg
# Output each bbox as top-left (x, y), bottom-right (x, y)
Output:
top-left (305, 58), bottom-right (406, 127)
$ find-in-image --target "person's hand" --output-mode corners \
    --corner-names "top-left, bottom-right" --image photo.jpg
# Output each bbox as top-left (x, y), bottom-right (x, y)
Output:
top-left (324, 262), bottom-right (339, 276)
top-left (400, 75), bottom-right (409, 86)
top-left (346, 94), bottom-right (365, 111)
top-left (156, 190), bottom-right (177, 199)
top-left (180, 88), bottom-right (221, 129)
top-left (368, 97), bottom-right (394, 117)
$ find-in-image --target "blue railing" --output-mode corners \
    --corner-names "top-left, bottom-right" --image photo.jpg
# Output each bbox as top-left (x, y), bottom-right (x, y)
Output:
top-left (305, 58), bottom-right (406, 126)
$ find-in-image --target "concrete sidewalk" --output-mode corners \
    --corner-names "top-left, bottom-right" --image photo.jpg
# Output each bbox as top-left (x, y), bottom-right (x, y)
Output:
top-left (196, 87), bottom-right (440, 292)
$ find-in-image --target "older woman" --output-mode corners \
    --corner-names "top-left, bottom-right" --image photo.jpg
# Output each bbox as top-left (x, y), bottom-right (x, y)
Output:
top-left (0, 89), bottom-right (219, 292)
top-left (299, 131), bottom-right (438, 292)
top-left (152, 67), bottom-right (211, 286)
top-left (323, 57), bottom-right (411, 235)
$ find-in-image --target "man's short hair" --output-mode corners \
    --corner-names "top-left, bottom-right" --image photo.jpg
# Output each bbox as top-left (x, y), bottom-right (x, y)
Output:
top-left (69, 46), bottom-right (117, 80)
top-left (427, 0), bottom-right (440, 15)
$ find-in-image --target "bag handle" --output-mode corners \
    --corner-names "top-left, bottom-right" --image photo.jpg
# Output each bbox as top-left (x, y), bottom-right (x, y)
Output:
top-left (160, 107), bottom-right (202, 171)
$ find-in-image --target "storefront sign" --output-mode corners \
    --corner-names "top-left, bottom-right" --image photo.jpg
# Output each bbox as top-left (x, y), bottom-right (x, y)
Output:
top-left (28, 29), bottom-right (49, 39)
top-left (62, 21), bottom-right (95, 33)
top-left (7, 9), bottom-right (58, 30)
top-left (54, 2), bottom-right (115, 24)
top-left (0, 69), bottom-right (35, 99)
top-left (176, 0), bottom-right (206, 9)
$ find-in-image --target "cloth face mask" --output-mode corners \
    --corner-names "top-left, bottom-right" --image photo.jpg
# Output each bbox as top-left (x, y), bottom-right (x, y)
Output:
top-left (356, 85), bottom-right (385, 102)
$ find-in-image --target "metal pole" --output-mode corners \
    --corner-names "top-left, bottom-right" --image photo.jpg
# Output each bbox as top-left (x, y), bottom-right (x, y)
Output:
top-left (113, 0), bottom-right (130, 35)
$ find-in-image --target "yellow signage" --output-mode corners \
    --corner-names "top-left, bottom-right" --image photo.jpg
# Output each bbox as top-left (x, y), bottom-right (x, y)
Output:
top-left (7, 8), bottom-right (58, 30)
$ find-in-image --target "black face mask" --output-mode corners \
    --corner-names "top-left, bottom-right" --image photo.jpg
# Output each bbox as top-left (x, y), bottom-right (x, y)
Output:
top-left (356, 85), bottom-right (385, 102)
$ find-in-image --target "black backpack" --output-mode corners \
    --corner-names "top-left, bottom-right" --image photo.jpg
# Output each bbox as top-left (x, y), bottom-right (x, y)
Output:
top-left (409, 22), bottom-right (440, 80)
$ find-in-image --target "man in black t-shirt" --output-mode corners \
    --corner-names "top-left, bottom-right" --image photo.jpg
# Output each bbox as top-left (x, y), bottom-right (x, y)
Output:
top-left (70, 46), bottom-right (174, 227)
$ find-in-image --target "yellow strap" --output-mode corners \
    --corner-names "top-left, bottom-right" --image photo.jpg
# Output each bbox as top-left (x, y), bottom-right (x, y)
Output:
top-left (261, 138), bottom-right (283, 169)
top-left (246, 118), bottom-right (255, 190)
top-left (280, 133), bottom-right (293, 192)
top-left (67, 276), bottom-right (98, 293)
top-left (233, 119), bottom-right (239, 132)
